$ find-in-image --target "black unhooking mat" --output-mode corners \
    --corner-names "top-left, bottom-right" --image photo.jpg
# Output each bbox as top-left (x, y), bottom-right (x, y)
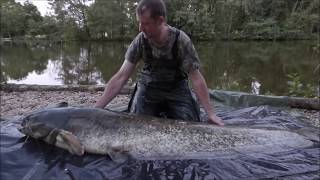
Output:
top-left (1, 91), bottom-right (319, 180)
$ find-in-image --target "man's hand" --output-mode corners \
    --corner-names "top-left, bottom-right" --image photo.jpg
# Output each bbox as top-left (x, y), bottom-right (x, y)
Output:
top-left (208, 113), bottom-right (224, 126)
top-left (94, 60), bottom-right (135, 109)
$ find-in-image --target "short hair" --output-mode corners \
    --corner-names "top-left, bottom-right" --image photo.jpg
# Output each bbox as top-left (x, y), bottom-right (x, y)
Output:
top-left (136, 0), bottom-right (166, 20)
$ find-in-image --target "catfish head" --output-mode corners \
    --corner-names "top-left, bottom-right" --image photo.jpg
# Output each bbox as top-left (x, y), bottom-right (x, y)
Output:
top-left (18, 107), bottom-right (70, 139)
top-left (18, 108), bottom-right (85, 156)
top-left (19, 113), bottom-right (55, 139)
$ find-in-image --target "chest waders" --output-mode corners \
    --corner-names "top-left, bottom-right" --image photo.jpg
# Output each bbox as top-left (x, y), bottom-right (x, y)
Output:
top-left (128, 30), bottom-right (200, 121)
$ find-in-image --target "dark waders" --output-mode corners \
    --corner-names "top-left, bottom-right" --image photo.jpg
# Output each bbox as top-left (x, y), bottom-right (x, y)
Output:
top-left (128, 30), bottom-right (200, 122)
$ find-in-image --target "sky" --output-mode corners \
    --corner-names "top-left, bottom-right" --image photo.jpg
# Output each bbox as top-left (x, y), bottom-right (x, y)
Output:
top-left (15, 0), bottom-right (95, 16)
top-left (15, 0), bottom-right (52, 16)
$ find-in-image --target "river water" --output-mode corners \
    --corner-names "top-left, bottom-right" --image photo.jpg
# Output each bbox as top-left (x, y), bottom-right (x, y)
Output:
top-left (1, 40), bottom-right (319, 97)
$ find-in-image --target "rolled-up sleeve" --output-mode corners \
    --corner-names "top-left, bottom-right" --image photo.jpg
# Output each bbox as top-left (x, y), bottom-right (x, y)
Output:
top-left (125, 33), bottom-right (143, 64)
top-left (178, 31), bottom-right (201, 74)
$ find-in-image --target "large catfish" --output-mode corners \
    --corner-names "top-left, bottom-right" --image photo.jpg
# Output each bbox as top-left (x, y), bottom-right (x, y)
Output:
top-left (18, 107), bottom-right (312, 161)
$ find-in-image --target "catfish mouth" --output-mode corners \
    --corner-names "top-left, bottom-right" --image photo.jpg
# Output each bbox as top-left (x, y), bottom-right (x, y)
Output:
top-left (18, 116), bottom-right (31, 135)
top-left (18, 125), bottom-right (33, 136)
top-left (18, 116), bottom-right (51, 139)
top-left (18, 126), bottom-right (26, 134)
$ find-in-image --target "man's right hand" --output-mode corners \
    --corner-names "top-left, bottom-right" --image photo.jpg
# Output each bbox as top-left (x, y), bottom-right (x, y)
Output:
top-left (94, 60), bottom-right (136, 109)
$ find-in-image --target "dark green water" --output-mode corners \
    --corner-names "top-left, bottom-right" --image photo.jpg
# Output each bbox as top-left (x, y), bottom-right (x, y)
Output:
top-left (1, 41), bottom-right (319, 97)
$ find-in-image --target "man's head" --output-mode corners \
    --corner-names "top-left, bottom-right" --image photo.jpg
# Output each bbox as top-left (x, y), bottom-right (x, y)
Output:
top-left (136, 0), bottom-right (167, 40)
top-left (136, 0), bottom-right (166, 20)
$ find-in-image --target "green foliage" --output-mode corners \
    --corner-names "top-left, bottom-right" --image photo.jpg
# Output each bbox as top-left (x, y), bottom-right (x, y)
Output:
top-left (1, 0), bottom-right (26, 37)
top-left (2, 0), bottom-right (319, 40)
top-left (40, 16), bottom-right (60, 39)
top-left (87, 0), bottom-right (137, 40)
top-left (1, 45), bottom-right (50, 81)
top-left (286, 73), bottom-right (316, 98)
top-left (23, 1), bottom-right (43, 35)
top-left (1, 0), bottom-right (49, 38)
top-left (48, 0), bottom-right (92, 40)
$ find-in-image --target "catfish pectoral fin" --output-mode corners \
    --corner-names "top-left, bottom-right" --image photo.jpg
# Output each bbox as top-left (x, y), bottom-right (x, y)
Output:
top-left (55, 130), bottom-right (85, 156)
top-left (108, 146), bottom-right (131, 163)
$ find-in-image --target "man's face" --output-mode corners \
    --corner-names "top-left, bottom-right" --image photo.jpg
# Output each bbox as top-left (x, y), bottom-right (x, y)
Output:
top-left (136, 10), bottom-right (161, 40)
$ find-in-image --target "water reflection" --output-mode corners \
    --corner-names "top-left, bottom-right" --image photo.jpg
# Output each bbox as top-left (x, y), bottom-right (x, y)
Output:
top-left (1, 41), bottom-right (319, 97)
top-left (58, 43), bottom-right (100, 85)
top-left (8, 60), bottom-right (63, 85)
top-left (197, 41), bottom-right (319, 97)
top-left (1, 44), bottom-right (51, 82)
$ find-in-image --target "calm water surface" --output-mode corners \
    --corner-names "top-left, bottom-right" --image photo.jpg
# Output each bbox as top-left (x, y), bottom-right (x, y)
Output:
top-left (1, 41), bottom-right (319, 97)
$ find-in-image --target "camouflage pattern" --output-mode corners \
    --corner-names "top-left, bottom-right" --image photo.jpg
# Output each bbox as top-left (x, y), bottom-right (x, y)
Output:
top-left (125, 25), bottom-right (200, 74)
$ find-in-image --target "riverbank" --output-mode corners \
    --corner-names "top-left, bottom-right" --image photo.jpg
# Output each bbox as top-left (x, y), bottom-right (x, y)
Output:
top-left (1, 84), bottom-right (318, 128)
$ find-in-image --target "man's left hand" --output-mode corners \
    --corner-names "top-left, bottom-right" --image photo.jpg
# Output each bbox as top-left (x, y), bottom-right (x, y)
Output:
top-left (208, 114), bottom-right (224, 126)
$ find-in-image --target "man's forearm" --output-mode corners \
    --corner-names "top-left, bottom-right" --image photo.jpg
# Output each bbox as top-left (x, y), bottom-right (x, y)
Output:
top-left (193, 80), bottom-right (215, 115)
top-left (190, 70), bottom-right (215, 115)
top-left (95, 60), bottom-right (135, 108)
top-left (95, 75), bottom-right (127, 108)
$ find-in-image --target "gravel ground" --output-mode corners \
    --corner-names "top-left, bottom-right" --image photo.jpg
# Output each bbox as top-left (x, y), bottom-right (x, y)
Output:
top-left (298, 109), bottom-right (319, 128)
top-left (1, 91), bottom-right (130, 117)
top-left (1, 90), bottom-right (318, 128)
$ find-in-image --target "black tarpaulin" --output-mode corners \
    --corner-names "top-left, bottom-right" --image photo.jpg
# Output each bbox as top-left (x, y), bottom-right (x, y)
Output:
top-left (1, 90), bottom-right (319, 180)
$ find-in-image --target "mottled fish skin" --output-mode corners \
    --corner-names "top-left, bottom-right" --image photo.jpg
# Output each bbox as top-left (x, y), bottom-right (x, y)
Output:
top-left (19, 107), bottom-right (312, 159)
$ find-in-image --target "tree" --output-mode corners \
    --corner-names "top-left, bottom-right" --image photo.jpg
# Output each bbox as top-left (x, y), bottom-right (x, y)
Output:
top-left (87, 0), bottom-right (138, 40)
top-left (1, 0), bottom-right (44, 37)
top-left (23, 1), bottom-right (43, 36)
top-left (48, 0), bottom-right (92, 39)
top-left (1, 0), bottom-right (26, 37)
top-left (40, 16), bottom-right (60, 38)
top-left (3, 0), bottom-right (318, 40)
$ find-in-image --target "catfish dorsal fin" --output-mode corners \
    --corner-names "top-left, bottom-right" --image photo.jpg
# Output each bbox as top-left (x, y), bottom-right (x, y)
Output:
top-left (55, 130), bottom-right (85, 155)
top-left (47, 102), bottom-right (69, 108)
